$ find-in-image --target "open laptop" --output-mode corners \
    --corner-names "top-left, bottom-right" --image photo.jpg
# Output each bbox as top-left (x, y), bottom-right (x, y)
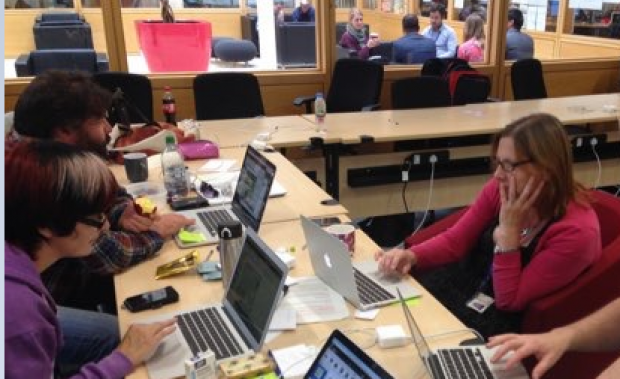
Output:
top-left (175, 145), bottom-right (276, 247)
top-left (397, 289), bottom-right (529, 379)
top-left (145, 228), bottom-right (288, 379)
top-left (304, 329), bottom-right (394, 379)
top-left (300, 215), bottom-right (420, 311)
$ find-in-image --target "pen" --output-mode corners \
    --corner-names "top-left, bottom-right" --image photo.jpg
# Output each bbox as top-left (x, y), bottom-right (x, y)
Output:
top-left (204, 249), bottom-right (214, 262)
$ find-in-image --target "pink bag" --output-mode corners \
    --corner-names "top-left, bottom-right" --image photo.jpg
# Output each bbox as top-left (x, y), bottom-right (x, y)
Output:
top-left (178, 140), bottom-right (220, 160)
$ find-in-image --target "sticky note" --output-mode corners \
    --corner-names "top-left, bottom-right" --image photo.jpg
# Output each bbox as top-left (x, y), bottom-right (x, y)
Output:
top-left (178, 229), bottom-right (206, 243)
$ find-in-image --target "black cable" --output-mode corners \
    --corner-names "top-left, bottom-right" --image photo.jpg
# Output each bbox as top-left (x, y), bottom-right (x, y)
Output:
top-left (402, 159), bottom-right (412, 214)
top-left (402, 180), bottom-right (409, 214)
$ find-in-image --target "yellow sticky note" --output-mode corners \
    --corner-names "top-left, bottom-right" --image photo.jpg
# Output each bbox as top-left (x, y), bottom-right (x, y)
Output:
top-left (403, 297), bottom-right (421, 307)
top-left (247, 372), bottom-right (277, 379)
top-left (178, 229), bottom-right (206, 243)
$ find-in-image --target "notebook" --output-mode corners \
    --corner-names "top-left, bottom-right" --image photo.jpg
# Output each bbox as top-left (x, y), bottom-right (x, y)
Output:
top-left (300, 215), bottom-right (420, 311)
top-left (396, 289), bottom-right (529, 379)
top-left (145, 228), bottom-right (288, 379)
top-left (304, 329), bottom-right (394, 379)
top-left (175, 145), bottom-right (276, 247)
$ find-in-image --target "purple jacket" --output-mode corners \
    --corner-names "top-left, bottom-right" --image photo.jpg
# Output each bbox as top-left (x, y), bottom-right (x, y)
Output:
top-left (5, 242), bottom-right (133, 379)
top-left (339, 31), bottom-right (370, 60)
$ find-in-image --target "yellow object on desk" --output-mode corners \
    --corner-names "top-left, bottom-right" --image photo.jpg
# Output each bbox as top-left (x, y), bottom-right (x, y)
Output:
top-left (155, 250), bottom-right (199, 279)
top-left (219, 353), bottom-right (273, 379)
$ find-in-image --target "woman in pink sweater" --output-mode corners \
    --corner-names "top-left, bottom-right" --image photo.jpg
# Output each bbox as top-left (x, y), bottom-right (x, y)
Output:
top-left (458, 13), bottom-right (485, 63)
top-left (377, 113), bottom-right (601, 337)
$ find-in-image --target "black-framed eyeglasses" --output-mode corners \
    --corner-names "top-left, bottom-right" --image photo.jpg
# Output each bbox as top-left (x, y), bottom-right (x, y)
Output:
top-left (79, 214), bottom-right (107, 230)
top-left (492, 158), bottom-right (532, 173)
top-left (198, 181), bottom-right (220, 199)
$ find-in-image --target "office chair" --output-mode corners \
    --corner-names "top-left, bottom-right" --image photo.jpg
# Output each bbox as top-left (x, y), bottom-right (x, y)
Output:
top-left (451, 72), bottom-right (492, 106)
top-left (193, 72), bottom-right (265, 121)
top-left (93, 72), bottom-right (154, 124)
top-left (293, 58), bottom-right (384, 114)
top-left (15, 49), bottom-right (109, 77)
top-left (511, 58), bottom-right (547, 100)
top-left (391, 76), bottom-right (451, 110)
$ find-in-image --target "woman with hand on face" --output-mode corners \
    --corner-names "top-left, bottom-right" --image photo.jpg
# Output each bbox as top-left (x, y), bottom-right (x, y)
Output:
top-left (339, 8), bottom-right (380, 60)
top-left (5, 141), bottom-right (176, 379)
top-left (376, 113), bottom-right (601, 338)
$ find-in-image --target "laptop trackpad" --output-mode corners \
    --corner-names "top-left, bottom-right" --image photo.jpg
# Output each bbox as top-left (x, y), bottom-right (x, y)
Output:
top-left (146, 333), bottom-right (189, 379)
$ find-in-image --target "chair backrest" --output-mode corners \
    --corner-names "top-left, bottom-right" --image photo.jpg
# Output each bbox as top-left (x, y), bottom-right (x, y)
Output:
top-left (37, 12), bottom-right (83, 23)
top-left (92, 72), bottom-right (154, 124)
top-left (511, 58), bottom-right (547, 100)
top-left (391, 76), bottom-right (451, 110)
top-left (28, 49), bottom-right (101, 75)
top-left (326, 58), bottom-right (384, 113)
top-left (275, 22), bottom-right (316, 68)
top-left (421, 57), bottom-right (471, 77)
top-left (193, 72), bottom-right (265, 121)
top-left (451, 72), bottom-right (491, 106)
top-left (522, 190), bottom-right (620, 379)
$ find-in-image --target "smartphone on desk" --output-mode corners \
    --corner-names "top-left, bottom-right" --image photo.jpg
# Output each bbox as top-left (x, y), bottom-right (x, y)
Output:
top-left (122, 286), bottom-right (179, 313)
top-left (169, 196), bottom-right (209, 211)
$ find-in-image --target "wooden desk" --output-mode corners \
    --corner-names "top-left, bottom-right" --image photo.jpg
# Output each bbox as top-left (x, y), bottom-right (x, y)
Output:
top-left (116, 219), bottom-right (471, 379)
top-left (111, 148), bottom-right (347, 223)
top-left (299, 94), bottom-right (620, 203)
top-left (196, 115), bottom-right (333, 149)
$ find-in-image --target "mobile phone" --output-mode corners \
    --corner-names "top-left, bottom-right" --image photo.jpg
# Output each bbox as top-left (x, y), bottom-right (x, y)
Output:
top-left (122, 286), bottom-right (179, 312)
top-left (170, 196), bottom-right (209, 211)
top-left (310, 216), bottom-right (341, 227)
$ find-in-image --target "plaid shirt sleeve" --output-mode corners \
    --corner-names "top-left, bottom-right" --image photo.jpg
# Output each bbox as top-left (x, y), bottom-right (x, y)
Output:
top-left (107, 187), bottom-right (133, 229)
top-left (82, 230), bottom-right (165, 274)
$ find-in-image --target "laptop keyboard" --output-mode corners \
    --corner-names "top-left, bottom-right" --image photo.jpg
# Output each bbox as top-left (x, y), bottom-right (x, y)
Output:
top-left (197, 209), bottom-right (234, 237)
top-left (353, 268), bottom-right (395, 306)
top-left (177, 307), bottom-right (244, 360)
top-left (433, 348), bottom-right (494, 379)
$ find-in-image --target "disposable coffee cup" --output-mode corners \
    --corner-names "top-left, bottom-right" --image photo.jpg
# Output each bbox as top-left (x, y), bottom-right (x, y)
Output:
top-left (326, 224), bottom-right (356, 254)
top-left (124, 152), bottom-right (148, 183)
top-left (370, 32), bottom-right (379, 39)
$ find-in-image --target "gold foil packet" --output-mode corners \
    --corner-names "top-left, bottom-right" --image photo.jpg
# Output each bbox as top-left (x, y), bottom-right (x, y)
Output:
top-left (155, 250), bottom-right (199, 279)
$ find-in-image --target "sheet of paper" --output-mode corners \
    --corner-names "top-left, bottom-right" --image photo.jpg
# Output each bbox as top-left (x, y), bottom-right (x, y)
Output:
top-left (277, 276), bottom-right (349, 324)
top-left (197, 159), bottom-right (236, 173)
top-left (269, 308), bottom-right (297, 331)
top-left (269, 344), bottom-right (317, 379)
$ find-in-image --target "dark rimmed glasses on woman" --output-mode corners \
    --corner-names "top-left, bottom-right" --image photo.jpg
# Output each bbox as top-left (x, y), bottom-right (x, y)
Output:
top-left (492, 158), bottom-right (532, 173)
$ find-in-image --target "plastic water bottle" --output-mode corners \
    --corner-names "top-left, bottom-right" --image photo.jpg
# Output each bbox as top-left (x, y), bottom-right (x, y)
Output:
top-left (314, 92), bottom-right (327, 133)
top-left (161, 135), bottom-right (189, 198)
top-left (162, 86), bottom-right (177, 125)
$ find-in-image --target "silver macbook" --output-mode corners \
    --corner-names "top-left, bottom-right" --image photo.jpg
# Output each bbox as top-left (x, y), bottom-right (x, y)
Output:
top-left (300, 215), bottom-right (420, 311)
top-left (145, 228), bottom-right (288, 379)
top-left (397, 289), bottom-right (529, 379)
top-left (175, 145), bottom-right (276, 247)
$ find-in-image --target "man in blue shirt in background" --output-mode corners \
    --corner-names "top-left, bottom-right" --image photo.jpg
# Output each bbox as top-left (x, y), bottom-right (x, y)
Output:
top-left (506, 7), bottom-right (534, 60)
top-left (292, 0), bottom-right (315, 22)
top-left (422, 3), bottom-right (457, 58)
top-left (393, 14), bottom-right (436, 64)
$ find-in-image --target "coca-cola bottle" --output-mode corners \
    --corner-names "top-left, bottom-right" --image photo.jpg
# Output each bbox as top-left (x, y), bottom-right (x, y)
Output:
top-left (162, 86), bottom-right (177, 125)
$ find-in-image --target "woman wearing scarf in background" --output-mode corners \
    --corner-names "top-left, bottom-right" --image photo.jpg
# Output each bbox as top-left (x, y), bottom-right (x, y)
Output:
top-left (339, 8), bottom-right (380, 60)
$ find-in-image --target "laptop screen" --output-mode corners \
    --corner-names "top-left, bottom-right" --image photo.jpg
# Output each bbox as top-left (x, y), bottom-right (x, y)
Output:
top-left (225, 228), bottom-right (285, 345)
top-left (231, 146), bottom-right (276, 231)
top-left (305, 329), bottom-right (393, 379)
top-left (397, 289), bottom-right (434, 377)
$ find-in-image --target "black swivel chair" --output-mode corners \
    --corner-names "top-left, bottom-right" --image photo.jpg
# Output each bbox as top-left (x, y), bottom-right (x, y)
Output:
top-left (511, 58), bottom-right (547, 100)
top-left (15, 49), bottom-right (109, 77)
top-left (33, 12), bottom-right (93, 50)
top-left (93, 72), bottom-right (154, 124)
top-left (193, 73), bottom-right (265, 121)
top-left (452, 73), bottom-right (492, 106)
top-left (293, 58), bottom-right (384, 114)
top-left (391, 76), bottom-right (451, 110)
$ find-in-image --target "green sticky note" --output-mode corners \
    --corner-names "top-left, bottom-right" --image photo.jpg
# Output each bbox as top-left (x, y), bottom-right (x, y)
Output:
top-left (247, 372), bottom-right (277, 379)
top-left (178, 229), bottom-right (206, 243)
top-left (405, 297), bottom-right (421, 307)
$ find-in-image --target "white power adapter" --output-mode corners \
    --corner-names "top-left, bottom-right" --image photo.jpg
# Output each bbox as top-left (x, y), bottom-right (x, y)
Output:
top-left (376, 325), bottom-right (409, 348)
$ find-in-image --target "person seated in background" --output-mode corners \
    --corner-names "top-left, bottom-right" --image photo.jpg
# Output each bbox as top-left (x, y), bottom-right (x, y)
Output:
top-left (459, 0), bottom-right (487, 22)
top-left (392, 14), bottom-right (436, 64)
top-left (11, 70), bottom-right (193, 375)
top-left (506, 7), bottom-right (534, 60)
top-left (292, 0), bottom-right (315, 22)
top-left (274, 0), bottom-right (285, 23)
top-left (458, 13), bottom-right (486, 63)
top-left (422, 3), bottom-right (458, 58)
top-left (340, 8), bottom-right (380, 60)
top-left (5, 141), bottom-right (177, 378)
top-left (489, 297), bottom-right (620, 379)
top-left (376, 113), bottom-right (602, 339)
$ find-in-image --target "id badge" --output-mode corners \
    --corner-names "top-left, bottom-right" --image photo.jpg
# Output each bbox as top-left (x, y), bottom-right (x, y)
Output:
top-left (466, 292), bottom-right (495, 314)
